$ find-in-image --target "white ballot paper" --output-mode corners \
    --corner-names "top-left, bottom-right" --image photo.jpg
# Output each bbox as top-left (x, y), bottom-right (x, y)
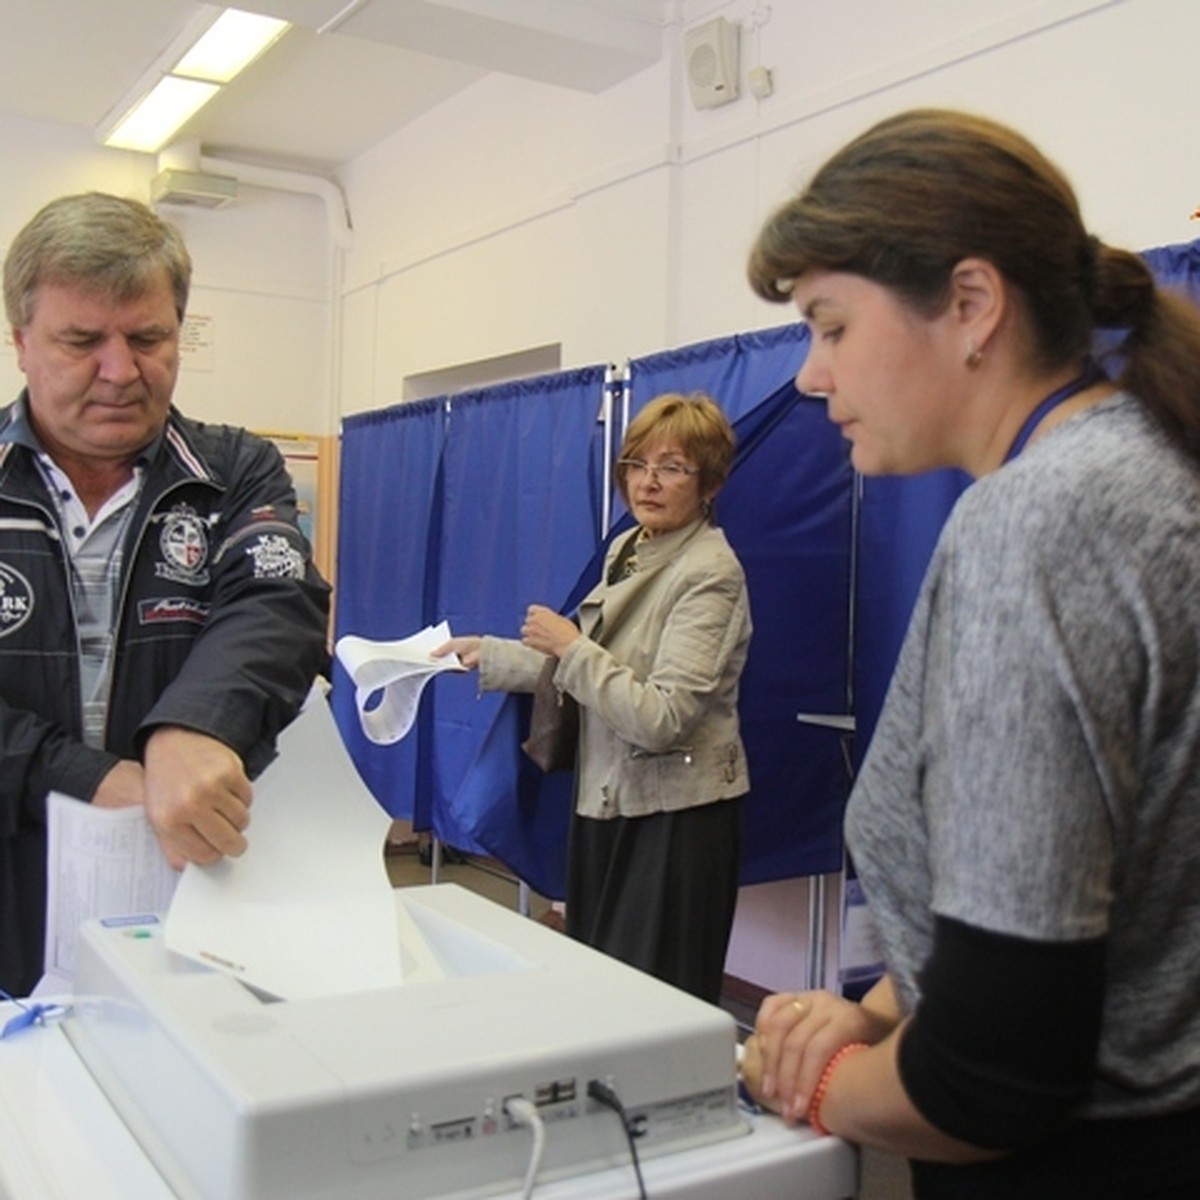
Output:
top-left (41, 793), bottom-right (180, 993)
top-left (164, 690), bottom-right (404, 1000)
top-left (335, 620), bottom-right (465, 744)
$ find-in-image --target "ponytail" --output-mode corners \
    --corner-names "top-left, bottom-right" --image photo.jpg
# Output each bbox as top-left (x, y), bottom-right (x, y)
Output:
top-left (1095, 241), bottom-right (1200, 462)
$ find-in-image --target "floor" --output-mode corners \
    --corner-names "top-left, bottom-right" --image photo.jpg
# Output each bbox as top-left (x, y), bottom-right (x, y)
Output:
top-left (384, 829), bottom-right (913, 1200)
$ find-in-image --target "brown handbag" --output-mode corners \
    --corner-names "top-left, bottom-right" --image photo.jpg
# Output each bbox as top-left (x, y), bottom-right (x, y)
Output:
top-left (521, 657), bottom-right (579, 772)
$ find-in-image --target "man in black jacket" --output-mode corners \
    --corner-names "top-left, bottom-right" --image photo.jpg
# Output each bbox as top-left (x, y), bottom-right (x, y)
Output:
top-left (0, 192), bottom-right (331, 996)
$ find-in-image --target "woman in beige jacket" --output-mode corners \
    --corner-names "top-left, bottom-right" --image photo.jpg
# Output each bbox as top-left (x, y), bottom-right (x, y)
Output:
top-left (438, 393), bottom-right (751, 1003)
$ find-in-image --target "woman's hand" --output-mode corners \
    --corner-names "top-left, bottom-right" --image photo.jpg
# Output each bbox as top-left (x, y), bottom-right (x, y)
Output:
top-left (740, 1032), bottom-right (785, 1114)
top-left (432, 636), bottom-right (483, 670)
top-left (747, 987), bottom-right (898, 1124)
top-left (520, 605), bottom-right (580, 658)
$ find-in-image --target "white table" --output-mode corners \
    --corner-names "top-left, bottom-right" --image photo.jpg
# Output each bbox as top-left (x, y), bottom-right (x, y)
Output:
top-left (0, 1002), bottom-right (858, 1200)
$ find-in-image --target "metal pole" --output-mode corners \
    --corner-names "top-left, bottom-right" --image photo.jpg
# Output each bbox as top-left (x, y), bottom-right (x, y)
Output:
top-left (806, 875), bottom-right (827, 992)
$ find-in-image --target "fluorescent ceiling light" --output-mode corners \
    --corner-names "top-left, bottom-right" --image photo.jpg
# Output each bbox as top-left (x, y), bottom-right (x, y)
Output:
top-left (99, 7), bottom-right (290, 154)
top-left (104, 77), bottom-right (221, 153)
top-left (175, 9), bottom-right (289, 83)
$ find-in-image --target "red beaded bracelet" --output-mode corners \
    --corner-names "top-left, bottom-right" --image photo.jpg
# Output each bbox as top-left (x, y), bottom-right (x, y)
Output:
top-left (806, 1042), bottom-right (869, 1136)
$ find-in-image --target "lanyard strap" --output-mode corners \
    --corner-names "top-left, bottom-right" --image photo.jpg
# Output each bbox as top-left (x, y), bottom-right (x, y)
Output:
top-left (1004, 362), bottom-right (1105, 463)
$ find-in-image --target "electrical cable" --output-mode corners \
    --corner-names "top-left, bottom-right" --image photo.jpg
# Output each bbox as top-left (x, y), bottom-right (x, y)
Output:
top-left (587, 1079), bottom-right (648, 1199)
top-left (503, 1097), bottom-right (546, 1200)
top-left (0, 989), bottom-right (70, 1039)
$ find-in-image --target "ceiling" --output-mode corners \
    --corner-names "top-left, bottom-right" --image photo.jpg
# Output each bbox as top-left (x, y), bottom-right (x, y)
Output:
top-left (0, 0), bottom-right (673, 175)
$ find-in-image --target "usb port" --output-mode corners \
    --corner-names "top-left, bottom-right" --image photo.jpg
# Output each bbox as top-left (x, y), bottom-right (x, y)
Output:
top-left (534, 1078), bottom-right (577, 1106)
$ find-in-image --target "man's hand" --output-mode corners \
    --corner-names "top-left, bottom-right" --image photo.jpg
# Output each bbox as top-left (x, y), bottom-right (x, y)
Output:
top-left (92, 759), bottom-right (146, 809)
top-left (142, 727), bottom-right (253, 869)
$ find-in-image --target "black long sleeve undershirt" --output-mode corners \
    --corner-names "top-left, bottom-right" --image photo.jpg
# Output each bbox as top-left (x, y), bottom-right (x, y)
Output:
top-left (898, 914), bottom-right (1106, 1150)
top-left (898, 917), bottom-right (1200, 1198)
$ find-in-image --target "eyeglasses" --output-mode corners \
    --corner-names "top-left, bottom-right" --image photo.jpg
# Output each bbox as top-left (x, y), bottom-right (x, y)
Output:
top-left (618, 459), bottom-right (699, 482)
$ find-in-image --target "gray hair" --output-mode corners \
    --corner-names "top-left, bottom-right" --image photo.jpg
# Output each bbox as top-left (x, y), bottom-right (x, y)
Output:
top-left (4, 192), bottom-right (192, 327)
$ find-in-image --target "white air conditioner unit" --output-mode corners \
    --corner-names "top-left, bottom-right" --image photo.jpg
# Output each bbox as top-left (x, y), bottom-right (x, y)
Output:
top-left (150, 169), bottom-right (237, 209)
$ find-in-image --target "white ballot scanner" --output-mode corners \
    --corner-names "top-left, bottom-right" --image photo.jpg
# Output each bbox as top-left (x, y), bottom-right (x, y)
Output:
top-left (64, 884), bottom-right (748, 1200)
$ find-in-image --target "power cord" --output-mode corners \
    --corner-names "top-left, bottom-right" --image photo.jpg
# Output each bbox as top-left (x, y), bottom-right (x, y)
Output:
top-left (587, 1079), bottom-right (648, 1199)
top-left (504, 1097), bottom-right (546, 1200)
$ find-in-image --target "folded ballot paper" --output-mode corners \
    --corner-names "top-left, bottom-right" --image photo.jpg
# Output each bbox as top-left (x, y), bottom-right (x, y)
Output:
top-left (335, 620), bottom-right (466, 745)
top-left (162, 687), bottom-right (406, 999)
top-left (165, 625), bottom-right (464, 998)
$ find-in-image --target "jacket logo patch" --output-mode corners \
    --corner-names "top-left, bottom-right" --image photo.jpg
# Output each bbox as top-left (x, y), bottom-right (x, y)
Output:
top-left (0, 562), bottom-right (34, 639)
top-left (245, 533), bottom-right (305, 580)
top-left (154, 504), bottom-right (211, 586)
top-left (138, 597), bottom-right (211, 626)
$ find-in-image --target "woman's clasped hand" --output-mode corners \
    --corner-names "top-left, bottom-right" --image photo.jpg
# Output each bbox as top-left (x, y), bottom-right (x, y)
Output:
top-left (742, 982), bottom-right (898, 1124)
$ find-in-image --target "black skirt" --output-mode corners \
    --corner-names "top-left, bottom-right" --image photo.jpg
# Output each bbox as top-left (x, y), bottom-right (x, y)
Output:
top-left (565, 797), bottom-right (743, 1005)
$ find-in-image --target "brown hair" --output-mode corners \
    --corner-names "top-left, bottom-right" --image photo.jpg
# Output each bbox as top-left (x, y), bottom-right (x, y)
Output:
top-left (616, 392), bottom-right (735, 516)
top-left (748, 108), bottom-right (1200, 462)
top-left (4, 192), bottom-right (192, 327)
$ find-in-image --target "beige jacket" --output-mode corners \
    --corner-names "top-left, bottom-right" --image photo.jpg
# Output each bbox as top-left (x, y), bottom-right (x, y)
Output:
top-left (480, 518), bottom-right (751, 819)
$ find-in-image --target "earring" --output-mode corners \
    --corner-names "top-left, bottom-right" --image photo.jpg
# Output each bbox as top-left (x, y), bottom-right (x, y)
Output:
top-left (965, 343), bottom-right (983, 368)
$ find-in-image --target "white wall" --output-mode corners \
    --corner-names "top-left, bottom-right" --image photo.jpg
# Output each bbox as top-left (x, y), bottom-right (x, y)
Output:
top-left (336, 0), bottom-right (1199, 425)
top-left (335, 64), bottom-right (681, 414)
top-left (2, 0), bottom-right (1196, 996)
top-left (0, 115), bottom-right (332, 436)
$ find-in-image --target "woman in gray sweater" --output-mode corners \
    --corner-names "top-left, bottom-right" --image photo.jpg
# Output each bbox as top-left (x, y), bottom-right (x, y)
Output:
top-left (741, 109), bottom-right (1200, 1199)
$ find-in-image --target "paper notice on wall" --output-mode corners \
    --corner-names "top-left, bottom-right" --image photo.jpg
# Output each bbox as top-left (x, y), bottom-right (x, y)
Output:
top-left (179, 312), bottom-right (215, 371)
top-left (335, 621), bottom-right (465, 745)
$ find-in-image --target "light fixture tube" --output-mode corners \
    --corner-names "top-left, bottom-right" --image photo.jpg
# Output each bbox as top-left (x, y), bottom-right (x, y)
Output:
top-left (103, 77), bottom-right (221, 154)
top-left (98, 6), bottom-right (290, 154)
top-left (174, 9), bottom-right (290, 83)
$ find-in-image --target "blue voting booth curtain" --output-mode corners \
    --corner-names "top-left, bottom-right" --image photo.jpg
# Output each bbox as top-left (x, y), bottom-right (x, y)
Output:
top-left (333, 368), bottom-right (606, 862)
top-left (334, 237), bottom-right (1200, 899)
top-left (335, 326), bottom-right (859, 895)
top-left (431, 372), bottom-right (606, 857)
top-left (1143, 239), bottom-right (1200, 300)
top-left (627, 326), bottom-right (856, 881)
top-left (627, 327), bottom-right (815, 424)
top-left (854, 469), bottom-right (969, 752)
top-left (444, 328), bottom-right (856, 893)
top-left (332, 399), bottom-right (447, 828)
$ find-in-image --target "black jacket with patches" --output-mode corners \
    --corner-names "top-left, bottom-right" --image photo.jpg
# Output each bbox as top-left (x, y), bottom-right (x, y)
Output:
top-left (0, 397), bottom-right (331, 995)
